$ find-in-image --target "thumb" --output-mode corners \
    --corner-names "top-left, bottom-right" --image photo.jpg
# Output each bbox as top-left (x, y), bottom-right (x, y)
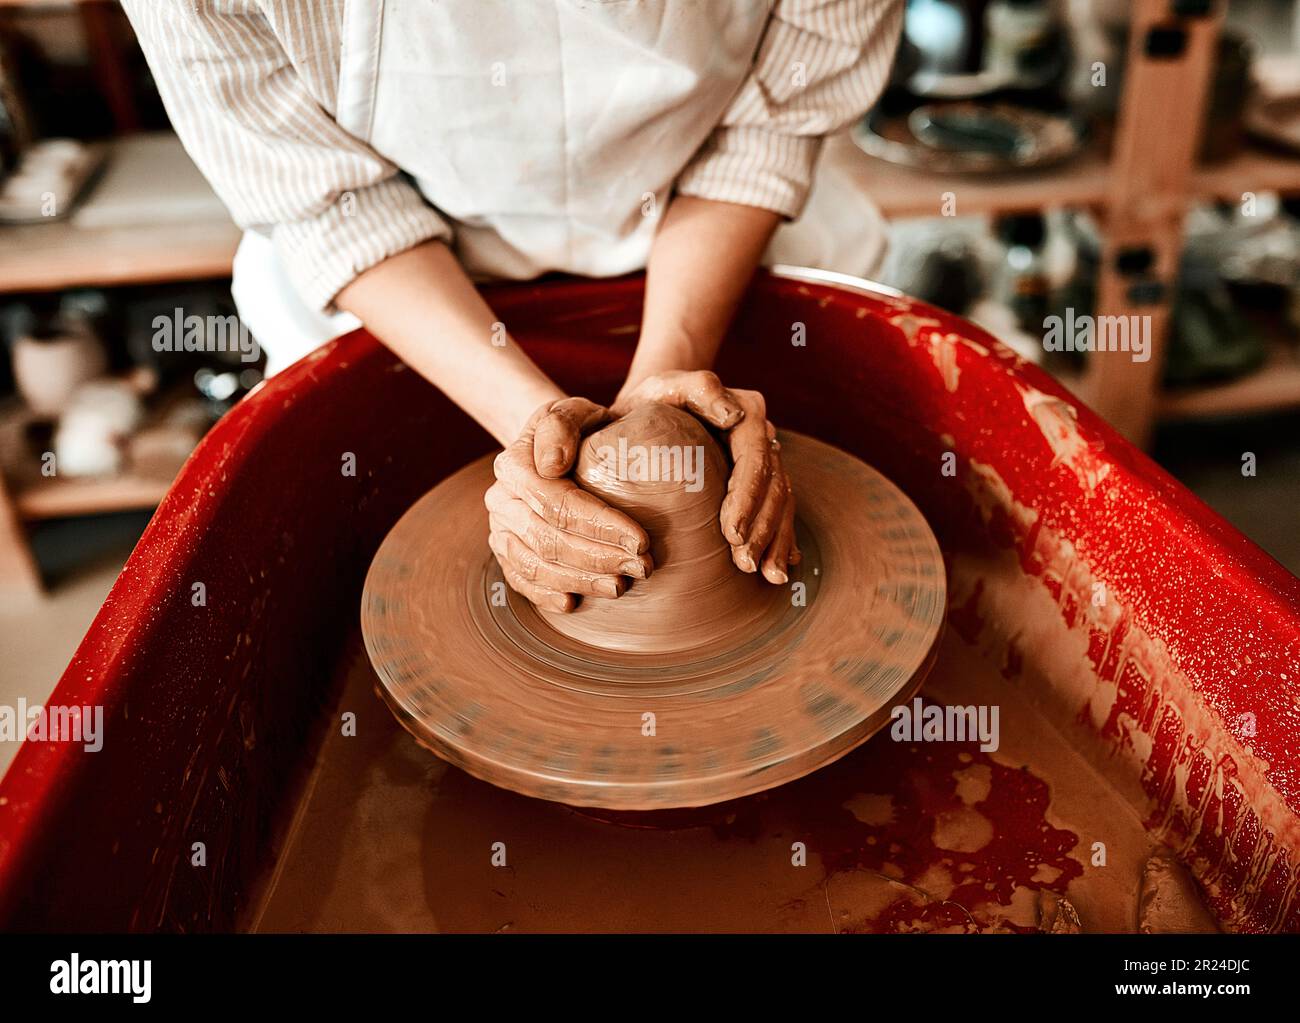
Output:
top-left (531, 397), bottom-right (610, 478)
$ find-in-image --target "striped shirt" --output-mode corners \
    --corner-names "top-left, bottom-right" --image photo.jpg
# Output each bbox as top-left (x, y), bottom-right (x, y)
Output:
top-left (121, 1), bottom-right (903, 311)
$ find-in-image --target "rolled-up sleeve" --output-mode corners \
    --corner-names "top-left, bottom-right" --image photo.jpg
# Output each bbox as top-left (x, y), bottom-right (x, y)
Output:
top-left (675, 0), bottom-right (904, 219)
top-left (121, 0), bottom-right (450, 311)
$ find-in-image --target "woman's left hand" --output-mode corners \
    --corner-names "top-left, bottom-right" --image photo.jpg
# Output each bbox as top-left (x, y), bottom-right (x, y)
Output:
top-left (611, 370), bottom-right (799, 584)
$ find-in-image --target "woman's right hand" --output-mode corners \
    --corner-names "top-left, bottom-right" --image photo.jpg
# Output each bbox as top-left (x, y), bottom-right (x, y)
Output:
top-left (486, 397), bottom-right (654, 613)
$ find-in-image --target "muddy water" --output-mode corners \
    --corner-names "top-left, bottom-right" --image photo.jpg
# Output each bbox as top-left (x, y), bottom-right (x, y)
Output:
top-left (250, 628), bottom-right (1162, 933)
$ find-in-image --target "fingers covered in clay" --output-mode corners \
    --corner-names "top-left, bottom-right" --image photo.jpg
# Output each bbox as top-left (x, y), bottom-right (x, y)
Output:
top-left (488, 529), bottom-right (629, 598)
top-left (494, 444), bottom-right (649, 554)
top-left (497, 560), bottom-right (575, 614)
top-left (613, 370), bottom-right (744, 430)
top-left (488, 399), bottom-right (653, 612)
top-left (761, 473), bottom-right (798, 583)
top-left (719, 389), bottom-right (773, 546)
top-left (737, 457), bottom-right (788, 579)
top-left (485, 485), bottom-right (651, 578)
top-left (720, 389), bottom-right (798, 582)
top-left (486, 480), bottom-right (645, 609)
top-left (528, 396), bottom-right (611, 478)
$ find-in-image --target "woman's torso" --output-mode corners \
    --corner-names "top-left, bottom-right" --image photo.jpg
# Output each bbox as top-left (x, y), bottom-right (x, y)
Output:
top-left (336, 0), bottom-right (775, 279)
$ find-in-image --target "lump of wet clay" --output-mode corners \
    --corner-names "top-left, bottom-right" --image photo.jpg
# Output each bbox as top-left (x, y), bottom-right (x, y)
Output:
top-left (1137, 850), bottom-right (1219, 933)
top-left (538, 402), bottom-right (783, 655)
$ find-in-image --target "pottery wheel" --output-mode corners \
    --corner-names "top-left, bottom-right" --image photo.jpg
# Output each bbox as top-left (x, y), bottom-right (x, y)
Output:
top-left (362, 405), bottom-right (945, 809)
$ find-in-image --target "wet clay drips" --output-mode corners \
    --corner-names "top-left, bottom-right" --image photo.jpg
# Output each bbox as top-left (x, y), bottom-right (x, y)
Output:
top-left (539, 404), bottom-right (782, 655)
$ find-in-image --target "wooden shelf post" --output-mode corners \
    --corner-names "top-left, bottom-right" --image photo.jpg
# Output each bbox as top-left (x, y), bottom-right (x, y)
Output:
top-left (1081, 0), bottom-right (1224, 445)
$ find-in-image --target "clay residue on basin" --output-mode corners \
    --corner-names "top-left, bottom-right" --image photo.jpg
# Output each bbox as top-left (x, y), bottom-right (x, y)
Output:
top-left (248, 626), bottom-right (1164, 933)
top-left (950, 455), bottom-right (1295, 931)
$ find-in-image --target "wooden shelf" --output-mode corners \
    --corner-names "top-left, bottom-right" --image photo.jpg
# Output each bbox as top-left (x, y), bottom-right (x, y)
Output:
top-left (0, 391), bottom-right (197, 522)
top-left (1159, 344), bottom-right (1300, 420)
top-left (0, 219), bottom-right (241, 293)
top-left (822, 130), bottom-right (1112, 220)
top-left (1192, 145), bottom-right (1300, 203)
top-left (13, 472), bottom-right (172, 520)
top-left (0, 133), bottom-right (240, 294)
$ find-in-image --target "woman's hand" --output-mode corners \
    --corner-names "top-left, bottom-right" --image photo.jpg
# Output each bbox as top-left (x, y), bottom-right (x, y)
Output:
top-left (486, 397), bottom-right (653, 613)
top-left (612, 370), bottom-right (800, 584)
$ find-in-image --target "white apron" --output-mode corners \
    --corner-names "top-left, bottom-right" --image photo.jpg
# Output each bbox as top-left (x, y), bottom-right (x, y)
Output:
top-left (234, 0), bottom-right (887, 375)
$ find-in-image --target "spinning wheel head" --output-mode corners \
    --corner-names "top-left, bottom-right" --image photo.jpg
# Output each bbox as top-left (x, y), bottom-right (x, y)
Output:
top-left (362, 406), bottom-right (945, 809)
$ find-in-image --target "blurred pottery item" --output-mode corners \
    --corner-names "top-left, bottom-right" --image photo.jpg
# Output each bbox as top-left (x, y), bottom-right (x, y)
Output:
top-left (11, 317), bottom-right (107, 416)
top-left (0, 30), bottom-right (33, 175)
top-left (904, 0), bottom-right (976, 79)
top-left (1063, 0), bottom-right (1127, 116)
top-left (0, 139), bottom-right (106, 223)
top-left (1164, 280), bottom-right (1266, 386)
top-left (904, 235), bottom-right (984, 314)
top-left (125, 365), bottom-right (161, 398)
top-left (127, 424), bottom-right (200, 481)
top-left (993, 212), bottom-right (1050, 333)
top-left (910, 104), bottom-right (1035, 158)
top-left (127, 401), bottom-right (208, 480)
top-left (904, 0), bottom-right (1067, 99)
top-left (904, 0), bottom-right (1012, 99)
top-left (984, 0), bottom-right (1064, 92)
top-left (854, 103), bottom-right (1083, 173)
top-left (53, 379), bottom-right (145, 478)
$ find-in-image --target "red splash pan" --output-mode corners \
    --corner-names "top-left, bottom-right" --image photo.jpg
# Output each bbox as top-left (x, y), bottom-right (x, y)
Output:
top-left (0, 269), bottom-right (1296, 932)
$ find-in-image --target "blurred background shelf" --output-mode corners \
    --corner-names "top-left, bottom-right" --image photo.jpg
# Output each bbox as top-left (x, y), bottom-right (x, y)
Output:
top-left (0, 218), bottom-right (240, 293)
top-left (826, 132), bottom-right (1114, 219)
top-left (10, 470), bottom-right (171, 519)
top-left (0, 132), bottom-right (240, 294)
top-left (1159, 342), bottom-right (1300, 420)
top-left (1192, 145), bottom-right (1300, 202)
top-left (0, 393), bottom-right (188, 521)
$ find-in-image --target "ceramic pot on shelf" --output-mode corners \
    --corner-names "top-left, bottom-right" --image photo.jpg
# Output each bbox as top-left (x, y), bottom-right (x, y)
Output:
top-left (10, 315), bottom-right (108, 417)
